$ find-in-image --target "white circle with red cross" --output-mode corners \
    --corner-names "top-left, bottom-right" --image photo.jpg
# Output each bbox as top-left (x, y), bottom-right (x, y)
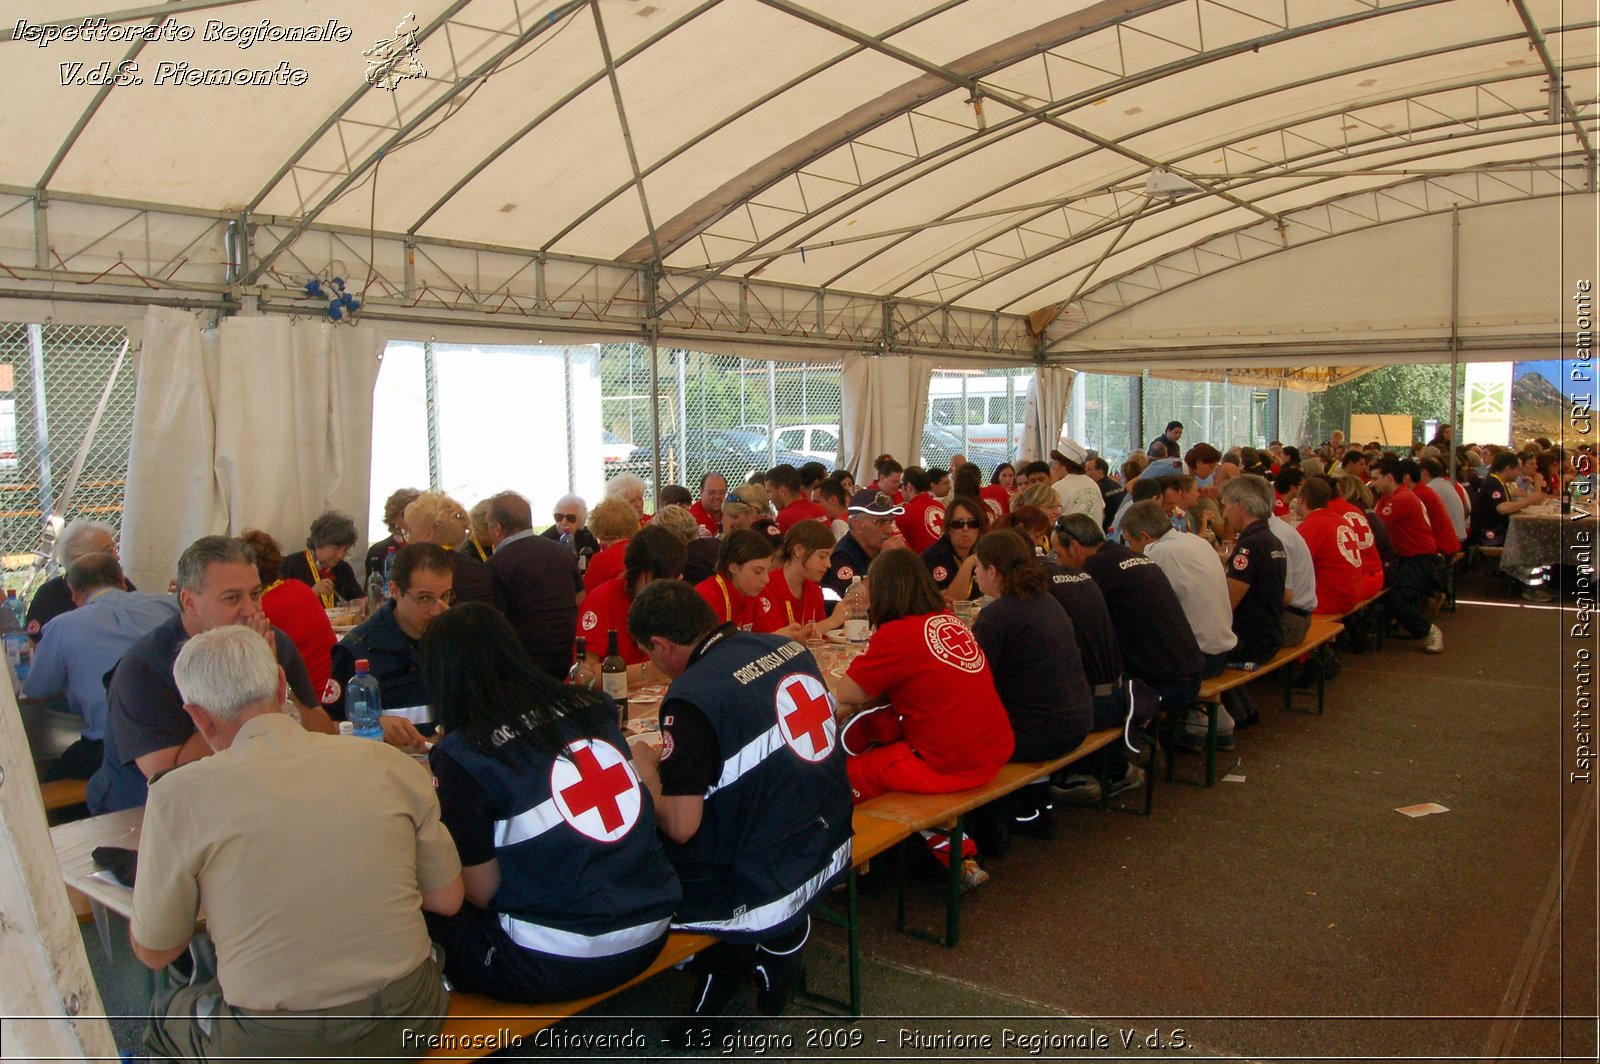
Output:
top-left (775, 673), bottom-right (837, 762)
top-left (924, 613), bottom-right (985, 673)
top-left (1335, 523), bottom-right (1363, 568)
top-left (923, 506), bottom-right (945, 540)
top-left (1337, 512), bottom-right (1376, 550)
top-left (550, 739), bottom-right (641, 842)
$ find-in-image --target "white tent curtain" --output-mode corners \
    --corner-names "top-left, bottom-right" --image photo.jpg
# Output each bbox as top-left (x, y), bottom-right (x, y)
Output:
top-left (840, 354), bottom-right (933, 480)
top-left (121, 308), bottom-right (382, 591)
top-left (1019, 365), bottom-right (1076, 463)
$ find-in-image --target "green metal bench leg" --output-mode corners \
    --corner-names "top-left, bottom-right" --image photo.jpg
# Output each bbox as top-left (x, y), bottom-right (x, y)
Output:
top-left (795, 868), bottom-right (863, 1016)
top-left (944, 815), bottom-right (964, 948)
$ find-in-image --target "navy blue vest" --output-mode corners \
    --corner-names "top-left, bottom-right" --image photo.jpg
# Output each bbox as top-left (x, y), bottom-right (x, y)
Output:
top-left (435, 718), bottom-right (680, 958)
top-left (663, 631), bottom-right (854, 941)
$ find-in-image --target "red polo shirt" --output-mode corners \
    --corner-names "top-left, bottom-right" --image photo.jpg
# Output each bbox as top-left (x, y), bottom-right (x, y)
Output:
top-left (1374, 485), bottom-right (1436, 558)
top-left (845, 612), bottom-right (1013, 776)
top-left (576, 576), bottom-right (643, 664)
top-left (896, 493), bottom-right (946, 554)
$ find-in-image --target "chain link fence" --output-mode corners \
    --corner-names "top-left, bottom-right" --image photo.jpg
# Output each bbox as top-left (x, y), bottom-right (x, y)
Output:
top-left (601, 345), bottom-right (842, 503)
top-left (0, 322), bottom-right (134, 600)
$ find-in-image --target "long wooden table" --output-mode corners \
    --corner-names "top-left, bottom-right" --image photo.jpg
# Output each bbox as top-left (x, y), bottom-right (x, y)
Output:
top-left (50, 806), bottom-right (143, 957)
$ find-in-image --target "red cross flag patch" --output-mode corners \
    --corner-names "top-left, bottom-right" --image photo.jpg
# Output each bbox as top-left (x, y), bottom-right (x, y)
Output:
top-left (924, 614), bottom-right (985, 673)
top-left (550, 739), bottom-right (641, 843)
top-left (321, 677), bottom-right (342, 704)
top-left (835, 565), bottom-right (854, 582)
top-left (580, 610), bottom-right (599, 632)
top-left (931, 565), bottom-right (949, 582)
top-left (923, 506), bottom-right (945, 540)
top-left (1231, 550), bottom-right (1249, 571)
top-left (775, 673), bottom-right (837, 763)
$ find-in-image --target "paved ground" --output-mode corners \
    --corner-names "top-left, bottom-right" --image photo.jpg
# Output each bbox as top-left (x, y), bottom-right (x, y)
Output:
top-left (73, 561), bottom-right (1594, 1061)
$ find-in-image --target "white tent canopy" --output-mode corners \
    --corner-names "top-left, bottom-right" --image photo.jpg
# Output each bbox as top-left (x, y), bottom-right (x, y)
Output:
top-left (0, 0), bottom-right (1591, 377)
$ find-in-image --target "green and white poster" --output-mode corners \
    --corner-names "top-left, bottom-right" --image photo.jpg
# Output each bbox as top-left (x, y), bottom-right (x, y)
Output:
top-left (1463, 361), bottom-right (1512, 447)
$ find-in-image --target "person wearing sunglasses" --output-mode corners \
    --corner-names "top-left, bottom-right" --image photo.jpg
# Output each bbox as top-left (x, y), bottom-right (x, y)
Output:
top-left (323, 543), bottom-right (456, 735)
top-left (921, 496), bottom-right (988, 603)
top-left (539, 493), bottom-right (598, 556)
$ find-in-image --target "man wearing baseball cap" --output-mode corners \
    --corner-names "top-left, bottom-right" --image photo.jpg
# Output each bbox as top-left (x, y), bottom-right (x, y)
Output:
top-left (821, 489), bottom-right (908, 602)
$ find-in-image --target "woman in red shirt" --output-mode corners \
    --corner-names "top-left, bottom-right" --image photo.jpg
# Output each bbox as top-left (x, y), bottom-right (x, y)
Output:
top-left (582, 497), bottom-right (641, 594)
top-left (833, 549), bottom-right (1013, 801)
top-left (577, 525), bottom-right (684, 688)
top-left (694, 529), bottom-right (773, 630)
top-left (979, 463), bottom-right (1015, 522)
top-left (240, 529), bottom-right (336, 695)
top-left (754, 520), bottom-right (844, 638)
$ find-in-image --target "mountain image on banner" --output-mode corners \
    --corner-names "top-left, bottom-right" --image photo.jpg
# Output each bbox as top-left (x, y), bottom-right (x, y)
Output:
top-left (1511, 369), bottom-right (1565, 443)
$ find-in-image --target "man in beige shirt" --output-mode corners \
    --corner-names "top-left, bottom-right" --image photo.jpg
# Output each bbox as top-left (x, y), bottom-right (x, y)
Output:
top-left (132, 625), bottom-right (464, 1062)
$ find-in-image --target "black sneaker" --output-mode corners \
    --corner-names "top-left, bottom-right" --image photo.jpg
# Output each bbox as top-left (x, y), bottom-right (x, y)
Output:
top-left (753, 919), bottom-right (809, 1016)
top-left (687, 967), bottom-right (740, 1020)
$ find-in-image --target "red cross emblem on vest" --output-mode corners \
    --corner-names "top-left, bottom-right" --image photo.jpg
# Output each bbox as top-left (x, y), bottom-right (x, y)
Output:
top-left (550, 739), bottom-right (641, 842)
top-left (775, 673), bottom-right (836, 763)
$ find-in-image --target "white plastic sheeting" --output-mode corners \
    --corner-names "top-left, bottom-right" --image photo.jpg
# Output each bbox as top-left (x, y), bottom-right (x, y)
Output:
top-left (120, 307), bottom-right (381, 589)
top-left (841, 354), bottom-right (933, 476)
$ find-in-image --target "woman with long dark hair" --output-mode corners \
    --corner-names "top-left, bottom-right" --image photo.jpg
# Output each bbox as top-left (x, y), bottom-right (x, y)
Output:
top-left (421, 603), bottom-right (681, 1003)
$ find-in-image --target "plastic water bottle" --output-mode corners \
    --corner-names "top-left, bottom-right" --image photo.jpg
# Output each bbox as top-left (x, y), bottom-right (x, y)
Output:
top-left (3, 590), bottom-right (29, 682)
top-left (366, 569), bottom-right (385, 614)
top-left (382, 547), bottom-right (398, 598)
top-left (843, 577), bottom-right (869, 643)
top-left (345, 659), bottom-right (384, 740)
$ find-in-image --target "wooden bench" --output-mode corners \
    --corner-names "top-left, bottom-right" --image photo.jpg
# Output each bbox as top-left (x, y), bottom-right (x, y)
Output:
top-left (425, 810), bottom-right (914, 1057)
top-left (1177, 618), bottom-right (1345, 787)
top-left (854, 725), bottom-right (1150, 947)
top-left (40, 778), bottom-right (89, 819)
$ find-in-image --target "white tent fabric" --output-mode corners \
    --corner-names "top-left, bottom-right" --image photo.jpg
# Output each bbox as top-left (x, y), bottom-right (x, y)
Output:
top-left (120, 307), bottom-right (224, 592)
top-left (1019, 365), bottom-right (1075, 464)
top-left (0, 0), bottom-right (1588, 377)
top-left (120, 309), bottom-right (381, 590)
top-left (841, 354), bottom-right (933, 478)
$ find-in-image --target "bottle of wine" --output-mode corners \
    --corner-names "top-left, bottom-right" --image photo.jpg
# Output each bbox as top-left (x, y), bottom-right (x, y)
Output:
top-left (601, 630), bottom-right (628, 701)
top-left (567, 637), bottom-right (598, 688)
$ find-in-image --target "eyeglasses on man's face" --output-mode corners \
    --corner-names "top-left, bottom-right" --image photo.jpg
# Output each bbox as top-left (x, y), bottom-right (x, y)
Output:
top-left (553, 513), bottom-right (579, 524)
top-left (403, 588), bottom-right (454, 608)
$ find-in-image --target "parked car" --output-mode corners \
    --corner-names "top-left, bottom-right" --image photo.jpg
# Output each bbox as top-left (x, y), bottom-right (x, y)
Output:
top-left (920, 425), bottom-right (1012, 475)
top-left (766, 424), bottom-right (843, 465)
top-left (625, 429), bottom-right (814, 487)
top-left (601, 430), bottom-right (637, 466)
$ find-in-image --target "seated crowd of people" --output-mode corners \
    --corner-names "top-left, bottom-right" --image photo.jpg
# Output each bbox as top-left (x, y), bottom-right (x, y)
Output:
top-left (20, 419), bottom-right (1583, 1060)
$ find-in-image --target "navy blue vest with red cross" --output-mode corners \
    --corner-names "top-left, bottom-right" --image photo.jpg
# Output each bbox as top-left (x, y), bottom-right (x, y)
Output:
top-left (434, 719), bottom-right (681, 959)
top-left (663, 630), bottom-right (854, 942)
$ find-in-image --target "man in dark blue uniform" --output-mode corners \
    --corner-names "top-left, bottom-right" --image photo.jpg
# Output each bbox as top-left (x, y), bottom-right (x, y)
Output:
top-left (627, 580), bottom-right (853, 1026)
top-left (821, 490), bottom-right (907, 602)
top-left (323, 543), bottom-right (453, 731)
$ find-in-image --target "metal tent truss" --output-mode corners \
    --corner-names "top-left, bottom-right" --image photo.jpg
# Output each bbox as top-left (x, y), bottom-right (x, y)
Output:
top-left (0, 0), bottom-right (1591, 375)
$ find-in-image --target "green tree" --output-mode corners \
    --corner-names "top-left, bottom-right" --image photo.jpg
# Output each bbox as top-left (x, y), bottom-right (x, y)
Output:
top-left (1304, 363), bottom-right (1462, 446)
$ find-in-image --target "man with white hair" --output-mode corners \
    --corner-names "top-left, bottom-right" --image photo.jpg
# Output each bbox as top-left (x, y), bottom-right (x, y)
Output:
top-left (133, 625), bottom-right (463, 1062)
top-left (26, 518), bottom-right (136, 643)
top-left (1218, 475), bottom-right (1289, 726)
top-left (24, 553), bottom-right (176, 782)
